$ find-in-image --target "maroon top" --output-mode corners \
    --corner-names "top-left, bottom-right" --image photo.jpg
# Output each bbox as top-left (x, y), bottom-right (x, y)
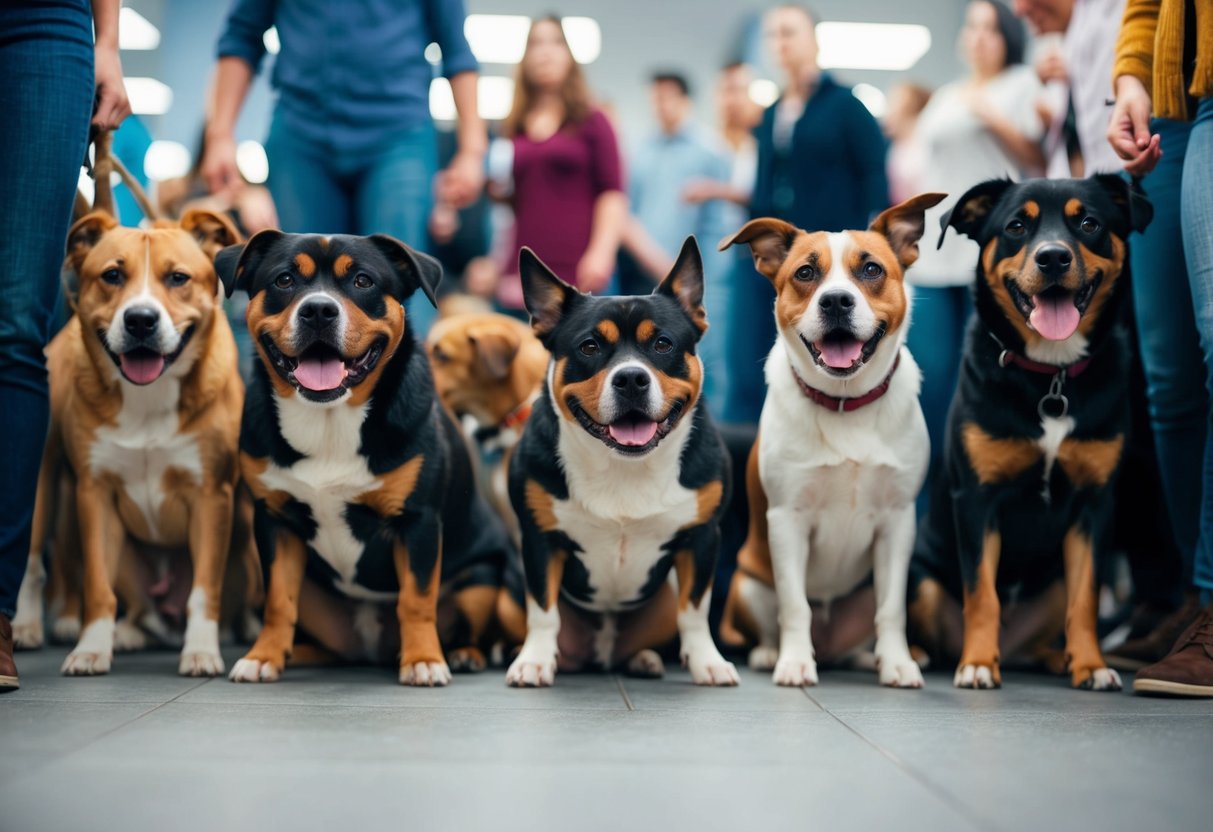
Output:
top-left (504, 109), bottom-right (623, 302)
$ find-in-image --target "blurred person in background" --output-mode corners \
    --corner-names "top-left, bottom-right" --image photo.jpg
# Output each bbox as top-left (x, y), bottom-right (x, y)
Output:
top-left (906, 0), bottom-right (1043, 514)
top-left (0, 0), bottom-right (130, 693)
top-left (491, 15), bottom-right (625, 311)
top-left (883, 83), bottom-right (933, 205)
top-left (201, 0), bottom-right (487, 335)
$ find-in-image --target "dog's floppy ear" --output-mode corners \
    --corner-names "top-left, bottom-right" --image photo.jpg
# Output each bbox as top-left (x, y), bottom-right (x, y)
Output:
top-left (718, 217), bottom-right (798, 281)
top-left (1093, 173), bottom-right (1154, 234)
top-left (869, 192), bottom-right (948, 268)
top-left (469, 327), bottom-right (521, 383)
top-left (519, 247), bottom-right (581, 342)
top-left (938, 178), bottom-right (1014, 248)
top-left (214, 228), bottom-right (284, 298)
top-left (179, 208), bottom-right (244, 261)
top-left (655, 236), bottom-right (708, 335)
top-left (367, 234), bottom-right (443, 308)
top-left (65, 210), bottom-right (119, 273)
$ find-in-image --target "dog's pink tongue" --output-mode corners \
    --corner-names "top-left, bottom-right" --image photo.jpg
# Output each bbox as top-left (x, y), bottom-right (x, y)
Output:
top-left (1029, 294), bottom-right (1081, 341)
top-left (608, 419), bottom-right (658, 447)
top-left (294, 356), bottom-right (346, 391)
top-left (119, 352), bottom-right (165, 385)
top-left (816, 339), bottom-right (864, 369)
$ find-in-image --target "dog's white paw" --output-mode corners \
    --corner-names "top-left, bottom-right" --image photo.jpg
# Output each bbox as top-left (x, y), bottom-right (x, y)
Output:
top-left (626, 649), bottom-right (665, 678)
top-left (11, 616), bottom-right (44, 650)
top-left (113, 619), bottom-right (149, 652)
top-left (878, 656), bottom-right (925, 689)
top-left (953, 663), bottom-right (1000, 690)
top-left (228, 657), bottom-right (280, 683)
top-left (1075, 666), bottom-right (1122, 692)
top-left (400, 661), bottom-right (451, 687)
top-left (179, 649), bottom-right (225, 677)
top-left (506, 656), bottom-right (556, 687)
top-left (773, 651), bottom-right (818, 686)
top-left (686, 652), bottom-right (740, 686)
top-left (61, 650), bottom-right (112, 676)
top-left (748, 645), bottom-right (778, 671)
top-left (51, 616), bottom-right (81, 644)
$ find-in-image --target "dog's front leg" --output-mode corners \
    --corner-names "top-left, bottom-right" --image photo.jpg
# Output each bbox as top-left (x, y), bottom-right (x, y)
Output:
top-left (506, 546), bottom-right (565, 688)
top-left (229, 526), bottom-right (306, 682)
top-left (394, 512), bottom-right (451, 687)
top-left (674, 533), bottom-right (739, 686)
top-left (955, 530), bottom-right (1003, 689)
top-left (1063, 527), bottom-right (1121, 691)
top-left (873, 505), bottom-right (923, 688)
top-left (179, 482), bottom-right (234, 677)
top-left (767, 505), bottom-right (817, 686)
top-left (61, 478), bottom-right (124, 675)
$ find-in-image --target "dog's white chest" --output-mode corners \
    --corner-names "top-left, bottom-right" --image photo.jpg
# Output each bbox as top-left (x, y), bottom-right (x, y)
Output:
top-left (262, 398), bottom-right (391, 600)
top-left (89, 379), bottom-right (201, 541)
top-left (1037, 415), bottom-right (1076, 497)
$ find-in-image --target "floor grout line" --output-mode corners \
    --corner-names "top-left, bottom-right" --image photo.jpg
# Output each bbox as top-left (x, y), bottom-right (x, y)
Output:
top-left (613, 675), bottom-right (636, 711)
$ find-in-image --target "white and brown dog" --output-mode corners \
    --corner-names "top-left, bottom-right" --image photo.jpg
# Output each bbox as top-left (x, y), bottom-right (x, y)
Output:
top-left (11, 209), bottom-right (246, 677)
top-left (718, 193), bottom-right (944, 687)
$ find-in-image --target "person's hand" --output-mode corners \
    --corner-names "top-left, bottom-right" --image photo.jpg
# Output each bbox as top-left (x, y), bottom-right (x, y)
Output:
top-left (1035, 50), bottom-right (1068, 85)
top-left (463, 256), bottom-right (499, 299)
top-left (1107, 75), bottom-right (1162, 176)
top-left (233, 186), bottom-right (279, 234)
top-left (92, 45), bottom-right (131, 131)
top-left (576, 246), bottom-right (615, 293)
top-left (437, 151), bottom-right (485, 208)
top-left (682, 179), bottom-right (723, 204)
top-left (428, 202), bottom-right (460, 245)
top-left (201, 132), bottom-right (242, 197)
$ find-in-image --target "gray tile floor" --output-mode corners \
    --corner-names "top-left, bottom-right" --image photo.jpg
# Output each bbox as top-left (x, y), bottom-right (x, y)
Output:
top-left (2, 647), bottom-right (1210, 832)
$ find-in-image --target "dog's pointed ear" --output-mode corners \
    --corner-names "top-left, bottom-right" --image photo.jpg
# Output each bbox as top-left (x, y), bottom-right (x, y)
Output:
top-left (469, 328), bottom-right (521, 383)
top-left (939, 178), bottom-right (1013, 248)
top-left (655, 236), bottom-right (708, 335)
top-left (519, 247), bottom-right (580, 342)
top-left (367, 234), bottom-right (443, 308)
top-left (718, 217), bottom-right (798, 281)
top-left (179, 208), bottom-right (244, 261)
top-left (65, 210), bottom-right (119, 273)
top-left (869, 192), bottom-right (948, 268)
top-left (214, 229), bottom-right (284, 298)
top-left (1093, 173), bottom-right (1154, 234)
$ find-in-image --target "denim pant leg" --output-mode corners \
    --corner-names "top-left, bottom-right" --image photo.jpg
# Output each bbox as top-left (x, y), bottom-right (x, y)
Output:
top-left (0, 5), bottom-right (94, 616)
top-left (700, 250), bottom-right (740, 422)
top-left (355, 123), bottom-right (438, 336)
top-left (264, 114), bottom-right (355, 235)
top-left (721, 258), bottom-right (776, 425)
top-left (1130, 118), bottom-right (1206, 587)
top-left (1181, 98), bottom-right (1213, 593)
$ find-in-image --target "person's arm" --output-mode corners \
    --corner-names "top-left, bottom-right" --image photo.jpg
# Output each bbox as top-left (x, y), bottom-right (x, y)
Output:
top-left (202, 0), bottom-right (277, 195)
top-left (620, 216), bottom-right (675, 283)
top-left (90, 0), bottom-right (131, 130)
top-left (1108, 0), bottom-right (1162, 175)
top-left (577, 113), bottom-right (627, 293)
top-left (429, 0), bottom-right (486, 208)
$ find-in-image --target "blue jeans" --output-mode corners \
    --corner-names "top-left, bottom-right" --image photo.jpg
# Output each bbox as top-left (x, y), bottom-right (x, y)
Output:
top-left (905, 284), bottom-right (972, 516)
top-left (265, 116), bottom-right (439, 334)
top-left (0, 1), bottom-right (94, 617)
top-left (706, 253), bottom-right (776, 425)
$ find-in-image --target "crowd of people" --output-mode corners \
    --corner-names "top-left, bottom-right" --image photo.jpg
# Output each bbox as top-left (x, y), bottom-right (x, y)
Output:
top-left (1, 0), bottom-right (1212, 696)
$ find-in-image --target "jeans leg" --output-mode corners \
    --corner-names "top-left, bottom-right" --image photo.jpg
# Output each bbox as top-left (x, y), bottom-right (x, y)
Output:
top-left (355, 123), bottom-right (438, 336)
top-left (721, 259), bottom-right (776, 425)
top-left (0, 13), bottom-right (94, 617)
top-left (1180, 99), bottom-right (1213, 593)
top-left (1130, 118), bottom-right (1205, 586)
top-left (264, 114), bottom-right (354, 235)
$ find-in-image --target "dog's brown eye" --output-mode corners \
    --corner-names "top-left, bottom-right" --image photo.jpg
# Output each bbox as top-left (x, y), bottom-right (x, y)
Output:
top-left (579, 339), bottom-right (600, 357)
top-left (274, 273), bottom-right (294, 290)
top-left (1080, 216), bottom-right (1101, 234)
top-left (166, 271), bottom-right (190, 288)
top-left (101, 268), bottom-right (123, 286)
top-left (353, 272), bottom-right (374, 289)
top-left (861, 262), bottom-right (884, 279)
top-left (795, 265), bottom-right (815, 282)
top-left (653, 336), bottom-right (673, 354)
top-left (1006, 219), bottom-right (1027, 236)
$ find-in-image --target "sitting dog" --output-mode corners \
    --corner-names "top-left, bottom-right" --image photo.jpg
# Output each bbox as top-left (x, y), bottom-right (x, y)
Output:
top-left (909, 176), bottom-right (1152, 691)
top-left (718, 193), bottom-right (945, 687)
top-left (217, 231), bottom-right (520, 685)
top-left (11, 209), bottom-right (246, 676)
top-left (506, 239), bottom-right (738, 686)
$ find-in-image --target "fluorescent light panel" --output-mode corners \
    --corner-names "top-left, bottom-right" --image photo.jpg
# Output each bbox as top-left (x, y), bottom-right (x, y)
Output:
top-left (144, 140), bottom-right (191, 182)
top-left (237, 141), bottom-right (270, 184)
top-left (263, 26), bottom-right (280, 55)
top-left (816, 22), bottom-right (931, 71)
top-left (748, 79), bottom-right (779, 107)
top-left (124, 77), bottom-right (173, 115)
top-left (851, 83), bottom-right (887, 117)
top-left (119, 7), bottom-right (159, 50)
top-left (463, 15), bottom-right (601, 65)
top-left (430, 76), bottom-right (516, 121)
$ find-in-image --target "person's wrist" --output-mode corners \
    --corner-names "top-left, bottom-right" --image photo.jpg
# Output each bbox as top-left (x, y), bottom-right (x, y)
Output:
top-left (94, 34), bottom-right (119, 51)
top-left (1114, 74), bottom-right (1147, 97)
top-left (205, 126), bottom-right (236, 146)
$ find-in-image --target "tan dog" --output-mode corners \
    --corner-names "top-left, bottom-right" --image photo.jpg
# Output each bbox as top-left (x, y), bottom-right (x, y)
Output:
top-left (11, 209), bottom-right (247, 677)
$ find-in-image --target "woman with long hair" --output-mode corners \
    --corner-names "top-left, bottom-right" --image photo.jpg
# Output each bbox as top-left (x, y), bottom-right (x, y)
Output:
top-left (493, 15), bottom-right (626, 308)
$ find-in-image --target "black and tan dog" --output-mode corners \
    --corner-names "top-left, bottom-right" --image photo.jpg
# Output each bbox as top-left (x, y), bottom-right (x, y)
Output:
top-left (217, 231), bottom-right (519, 685)
top-left (506, 239), bottom-right (738, 687)
top-left (910, 175), bottom-right (1152, 691)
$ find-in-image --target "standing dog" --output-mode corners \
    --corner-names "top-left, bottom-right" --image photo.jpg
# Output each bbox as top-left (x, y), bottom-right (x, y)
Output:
top-left (218, 231), bottom-right (517, 685)
top-left (718, 193), bottom-right (945, 687)
top-left (910, 176), bottom-right (1152, 691)
top-left (506, 240), bottom-right (738, 686)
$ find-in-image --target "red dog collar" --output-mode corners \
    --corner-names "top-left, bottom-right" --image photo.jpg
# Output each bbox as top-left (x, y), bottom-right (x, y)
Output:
top-left (995, 348), bottom-right (1092, 378)
top-left (500, 394), bottom-right (537, 430)
top-left (792, 354), bottom-right (901, 413)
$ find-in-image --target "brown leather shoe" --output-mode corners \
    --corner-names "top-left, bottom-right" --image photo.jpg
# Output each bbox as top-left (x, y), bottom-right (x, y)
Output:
top-left (1133, 603), bottom-right (1213, 697)
top-left (1106, 593), bottom-right (1201, 671)
top-left (1, 614), bottom-right (19, 692)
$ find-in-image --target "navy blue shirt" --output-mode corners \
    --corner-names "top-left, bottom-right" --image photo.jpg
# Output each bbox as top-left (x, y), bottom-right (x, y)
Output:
top-left (751, 73), bottom-right (889, 232)
top-left (217, 0), bottom-right (478, 153)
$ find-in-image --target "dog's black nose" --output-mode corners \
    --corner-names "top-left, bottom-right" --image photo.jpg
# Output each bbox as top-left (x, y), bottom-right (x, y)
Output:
top-left (1034, 244), bottom-right (1073, 278)
top-left (123, 306), bottom-right (159, 339)
top-left (612, 366), bottom-right (651, 395)
top-left (297, 295), bottom-right (341, 329)
top-left (818, 292), bottom-right (855, 313)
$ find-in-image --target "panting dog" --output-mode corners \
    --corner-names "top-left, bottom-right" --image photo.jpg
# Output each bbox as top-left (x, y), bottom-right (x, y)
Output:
top-left (909, 176), bottom-right (1152, 691)
top-left (10, 209), bottom-right (247, 677)
top-left (718, 193), bottom-right (946, 688)
top-left (506, 239), bottom-right (738, 687)
top-left (217, 231), bottom-right (519, 685)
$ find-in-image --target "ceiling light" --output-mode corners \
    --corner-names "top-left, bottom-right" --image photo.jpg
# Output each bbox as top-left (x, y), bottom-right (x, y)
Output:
top-left (748, 78), bottom-right (780, 107)
top-left (562, 17), bottom-right (601, 64)
top-left (816, 22), bottom-right (931, 71)
top-left (263, 26), bottom-right (280, 55)
top-left (851, 83), bottom-right (887, 117)
top-left (237, 141), bottom-right (270, 184)
top-left (119, 8), bottom-right (159, 50)
top-left (430, 76), bottom-right (517, 122)
top-left (124, 77), bottom-right (173, 115)
top-left (464, 15), bottom-right (530, 64)
top-left (143, 140), bottom-right (191, 182)
top-left (425, 42), bottom-right (442, 65)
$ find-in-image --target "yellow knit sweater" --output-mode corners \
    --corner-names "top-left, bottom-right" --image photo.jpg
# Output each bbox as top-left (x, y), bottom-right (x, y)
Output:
top-left (1113, 0), bottom-right (1213, 121)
